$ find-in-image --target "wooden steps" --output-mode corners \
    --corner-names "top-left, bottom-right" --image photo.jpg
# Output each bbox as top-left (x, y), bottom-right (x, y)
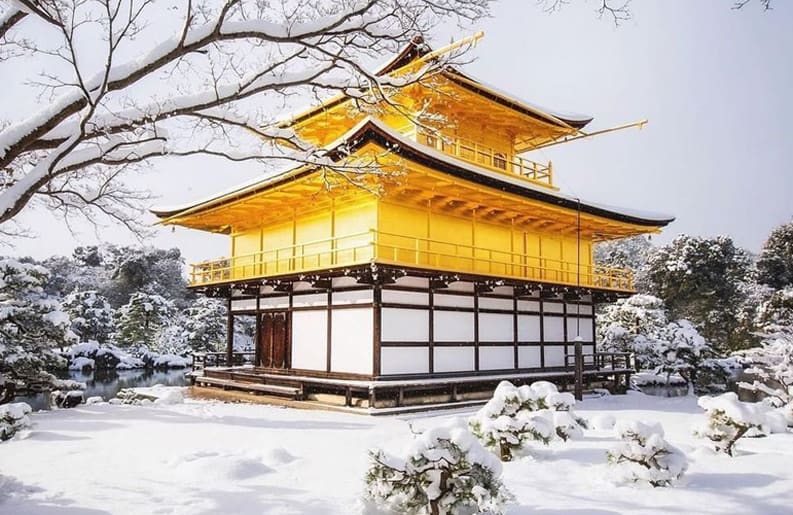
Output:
top-left (195, 376), bottom-right (302, 399)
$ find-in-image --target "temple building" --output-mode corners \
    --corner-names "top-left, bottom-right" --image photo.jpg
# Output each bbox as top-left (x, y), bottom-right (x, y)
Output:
top-left (153, 36), bottom-right (673, 410)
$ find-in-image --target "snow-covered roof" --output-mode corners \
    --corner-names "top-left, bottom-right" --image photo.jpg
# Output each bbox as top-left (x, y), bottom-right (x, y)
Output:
top-left (281, 37), bottom-right (593, 131)
top-left (152, 116), bottom-right (674, 228)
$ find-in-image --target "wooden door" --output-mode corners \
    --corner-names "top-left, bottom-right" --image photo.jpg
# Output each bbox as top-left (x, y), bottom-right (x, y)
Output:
top-left (260, 312), bottom-right (288, 369)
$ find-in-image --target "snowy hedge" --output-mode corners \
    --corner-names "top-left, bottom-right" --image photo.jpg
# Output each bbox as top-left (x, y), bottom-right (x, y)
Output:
top-left (694, 392), bottom-right (767, 456)
top-left (364, 420), bottom-right (512, 515)
top-left (607, 420), bottom-right (687, 487)
top-left (469, 381), bottom-right (585, 461)
top-left (0, 402), bottom-right (32, 441)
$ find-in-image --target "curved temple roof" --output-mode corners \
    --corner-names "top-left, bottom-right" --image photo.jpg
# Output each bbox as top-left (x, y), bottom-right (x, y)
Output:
top-left (152, 117), bottom-right (674, 228)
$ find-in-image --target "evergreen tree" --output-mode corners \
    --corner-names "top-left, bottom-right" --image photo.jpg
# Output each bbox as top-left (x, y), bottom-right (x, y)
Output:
top-left (757, 221), bottom-right (793, 289)
top-left (181, 298), bottom-right (226, 353)
top-left (0, 259), bottom-right (76, 402)
top-left (644, 235), bottom-right (752, 352)
top-left (114, 292), bottom-right (176, 348)
top-left (594, 236), bottom-right (653, 292)
top-left (61, 290), bottom-right (115, 343)
top-left (104, 247), bottom-right (192, 308)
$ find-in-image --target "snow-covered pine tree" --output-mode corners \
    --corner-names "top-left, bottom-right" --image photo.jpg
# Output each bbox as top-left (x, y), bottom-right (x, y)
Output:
top-left (0, 402), bottom-right (32, 441)
top-left (757, 220), bottom-right (793, 289)
top-left (365, 420), bottom-right (513, 515)
top-left (0, 259), bottom-right (76, 402)
top-left (643, 235), bottom-right (752, 352)
top-left (181, 298), bottom-right (227, 353)
top-left (597, 294), bottom-right (670, 369)
top-left (61, 290), bottom-right (115, 344)
top-left (694, 392), bottom-right (767, 456)
top-left (607, 420), bottom-right (688, 487)
top-left (594, 235), bottom-right (653, 292)
top-left (469, 381), bottom-right (586, 460)
top-left (114, 292), bottom-right (176, 349)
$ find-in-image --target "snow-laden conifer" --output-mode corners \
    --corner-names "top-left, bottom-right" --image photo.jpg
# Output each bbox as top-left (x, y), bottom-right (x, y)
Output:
top-left (606, 420), bottom-right (687, 487)
top-left (0, 259), bottom-right (76, 400)
top-left (469, 381), bottom-right (585, 461)
top-left (61, 290), bottom-right (115, 343)
top-left (114, 292), bottom-right (176, 348)
top-left (694, 392), bottom-right (767, 456)
top-left (364, 419), bottom-right (512, 515)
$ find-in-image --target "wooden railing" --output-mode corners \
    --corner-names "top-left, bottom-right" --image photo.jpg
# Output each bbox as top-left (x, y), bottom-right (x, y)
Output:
top-left (192, 351), bottom-right (255, 369)
top-left (564, 351), bottom-right (632, 372)
top-left (189, 230), bottom-right (634, 292)
top-left (418, 132), bottom-right (554, 188)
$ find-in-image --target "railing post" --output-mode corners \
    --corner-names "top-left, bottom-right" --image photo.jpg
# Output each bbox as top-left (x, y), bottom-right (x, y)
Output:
top-left (574, 336), bottom-right (584, 401)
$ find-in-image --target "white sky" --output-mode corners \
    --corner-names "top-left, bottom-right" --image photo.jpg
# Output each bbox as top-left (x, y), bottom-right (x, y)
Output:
top-left (5, 0), bottom-right (793, 266)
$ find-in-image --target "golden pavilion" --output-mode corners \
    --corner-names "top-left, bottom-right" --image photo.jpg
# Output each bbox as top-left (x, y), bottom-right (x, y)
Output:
top-left (153, 36), bottom-right (673, 409)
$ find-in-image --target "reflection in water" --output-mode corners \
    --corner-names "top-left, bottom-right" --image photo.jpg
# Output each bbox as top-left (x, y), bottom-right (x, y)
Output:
top-left (17, 368), bottom-right (188, 411)
top-left (638, 384), bottom-right (689, 397)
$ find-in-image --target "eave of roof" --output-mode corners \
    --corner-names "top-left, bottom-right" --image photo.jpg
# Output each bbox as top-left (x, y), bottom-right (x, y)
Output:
top-left (151, 117), bottom-right (674, 229)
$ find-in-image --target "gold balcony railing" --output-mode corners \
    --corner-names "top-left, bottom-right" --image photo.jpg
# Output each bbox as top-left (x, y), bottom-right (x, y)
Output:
top-left (418, 132), bottom-right (554, 188)
top-left (189, 230), bottom-right (633, 292)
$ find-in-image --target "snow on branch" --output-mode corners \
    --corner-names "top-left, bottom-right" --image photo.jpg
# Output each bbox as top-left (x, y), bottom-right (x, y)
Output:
top-left (0, 0), bottom-right (490, 234)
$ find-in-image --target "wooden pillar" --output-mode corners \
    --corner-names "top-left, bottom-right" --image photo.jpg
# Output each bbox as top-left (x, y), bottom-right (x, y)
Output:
top-left (226, 296), bottom-right (234, 368)
top-left (574, 336), bottom-right (584, 401)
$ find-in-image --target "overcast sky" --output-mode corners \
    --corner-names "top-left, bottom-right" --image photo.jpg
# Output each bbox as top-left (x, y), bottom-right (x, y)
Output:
top-left (6, 0), bottom-right (792, 266)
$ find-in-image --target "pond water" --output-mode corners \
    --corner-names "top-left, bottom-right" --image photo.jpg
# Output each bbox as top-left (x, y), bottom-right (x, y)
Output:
top-left (636, 384), bottom-right (690, 397)
top-left (16, 368), bottom-right (189, 411)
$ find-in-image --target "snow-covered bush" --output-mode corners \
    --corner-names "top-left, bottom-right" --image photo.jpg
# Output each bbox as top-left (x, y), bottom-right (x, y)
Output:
top-left (469, 381), bottom-right (585, 461)
top-left (694, 392), bottom-right (767, 456)
top-left (61, 290), bottom-right (115, 343)
top-left (66, 341), bottom-right (145, 370)
top-left (757, 220), bottom-right (793, 289)
top-left (0, 402), bottom-right (32, 441)
top-left (364, 420), bottom-right (513, 515)
top-left (607, 420), bottom-right (687, 487)
top-left (737, 334), bottom-right (793, 427)
top-left (0, 259), bottom-right (75, 396)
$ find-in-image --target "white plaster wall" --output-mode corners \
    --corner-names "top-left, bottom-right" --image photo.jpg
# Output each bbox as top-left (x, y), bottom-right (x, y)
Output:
top-left (478, 313), bottom-right (514, 342)
top-left (260, 296), bottom-right (289, 309)
top-left (479, 346), bottom-right (514, 370)
top-left (381, 347), bottom-right (429, 375)
top-left (567, 303), bottom-right (593, 315)
top-left (479, 297), bottom-right (513, 311)
top-left (292, 281), bottom-right (314, 292)
top-left (331, 308), bottom-right (373, 375)
top-left (446, 281), bottom-right (474, 292)
top-left (492, 286), bottom-right (514, 296)
top-left (517, 300), bottom-right (540, 312)
top-left (433, 347), bottom-right (475, 372)
top-left (433, 311), bottom-right (474, 341)
top-left (291, 310), bottom-right (327, 371)
top-left (291, 293), bottom-right (327, 308)
top-left (381, 308), bottom-right (429, 342)
top-left (332, 276), bottom-right (359, 288)
top-left (544, 345), bottom-right (567, 367)
top-left (382, 290), bottom-right (428, 305)
top-left (394, 276), bottom-right (429, 289)
top-left (518, 346), bottom-right (541, 368)
top-left (543, 302), bottom-right (564, 314)
top-left (333, 289), bottom-right (373, 305)
top-left (566, 318), bottom-right (594, 342)
top-left (433, 294), bottom-right (474, 308)
top-left (517, 315), bottom-right (541, 341)
top-left (543, 316), bottom-right (565, 342)
top-left (231, 298), bottom-right (257, 311)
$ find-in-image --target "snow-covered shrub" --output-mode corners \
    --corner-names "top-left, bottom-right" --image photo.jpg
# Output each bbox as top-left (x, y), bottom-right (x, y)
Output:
top-left (364, 420), bottom-right (512, 515)
top-left (757, 220), bottom-right (793, 289)
top-left (0, 402), bottom-right (32, 441)
top-left (469, 381), bottom-right (585, 460)
top-left (0, 259), bottom-right (75, 394)
top-left (61, 290), bottom-right (115, 343)
top-left (607, 420), bottom-right (687, 487)
top-left (49, 390), bottom-right (85, 409)
top-left (737, 333), bottom-right (793, 428)
top-left (694, 392), bottom-right (766, 456)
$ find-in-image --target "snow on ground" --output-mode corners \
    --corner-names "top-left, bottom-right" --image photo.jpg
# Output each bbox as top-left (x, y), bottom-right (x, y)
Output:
top-left (1, 391), bottom-right (792, 514)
